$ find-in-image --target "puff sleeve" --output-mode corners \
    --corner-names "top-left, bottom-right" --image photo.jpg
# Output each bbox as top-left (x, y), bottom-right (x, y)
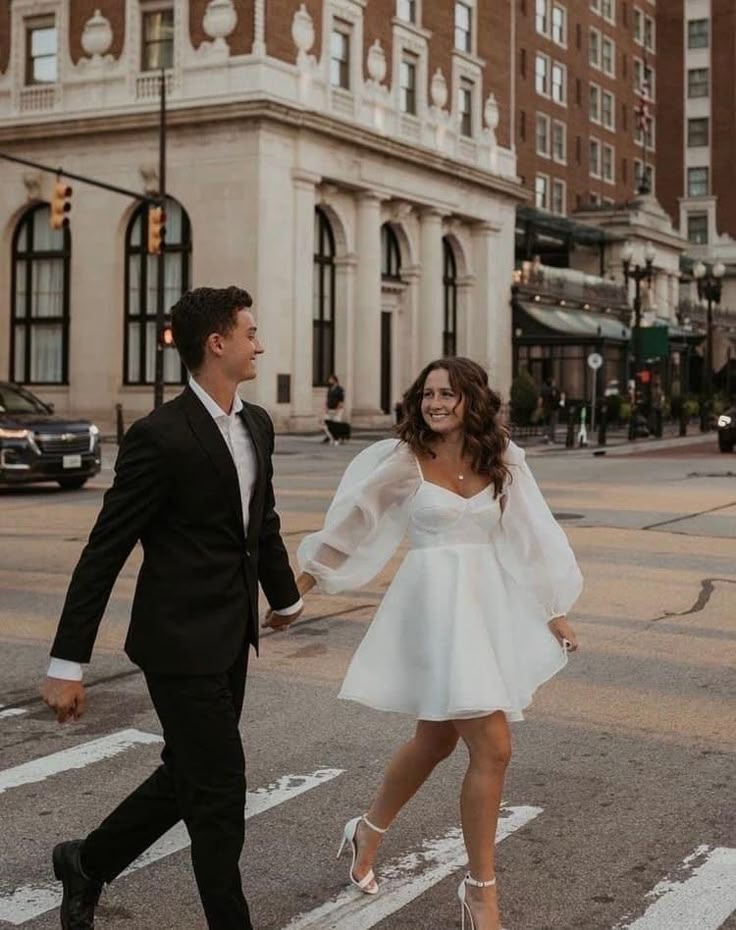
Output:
top-left (496, 441), bottom-right (583, 620)
top-left (297, 439), bottom-right (420, 594)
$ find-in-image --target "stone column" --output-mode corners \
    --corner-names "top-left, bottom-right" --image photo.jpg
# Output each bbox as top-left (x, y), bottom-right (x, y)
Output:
top-left (291, 170), bottom-right (320, 420)
top-left (418, 208), bottom-right (444, 366)
top-left (353, 191), bottom-right (383, 415)
top-left (472, 218), bottom-right (513, 396)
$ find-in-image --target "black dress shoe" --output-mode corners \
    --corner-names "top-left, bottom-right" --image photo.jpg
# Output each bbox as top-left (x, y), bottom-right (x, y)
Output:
top-left (52, 840), bottom-right (103, 930)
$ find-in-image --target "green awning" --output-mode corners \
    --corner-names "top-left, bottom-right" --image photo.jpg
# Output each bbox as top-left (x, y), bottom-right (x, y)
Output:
top-left (515, 301), bottom-right (630, 342)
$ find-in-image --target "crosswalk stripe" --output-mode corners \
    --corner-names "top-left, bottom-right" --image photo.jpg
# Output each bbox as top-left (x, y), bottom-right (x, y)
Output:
top-left (0, 708), bottom-right (28, 719)
top-left (0, 729), bottom-right (163, 796)
top-left (0, 767), bottom-right (344, 925)
top-left (281, 804), bottom-right (543, 930)
top-left (619, 846), bottom-right (736, 930)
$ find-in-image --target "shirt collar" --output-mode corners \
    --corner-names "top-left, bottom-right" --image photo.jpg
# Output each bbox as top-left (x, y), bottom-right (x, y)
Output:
top-left (189, 377), bottom-right (243, 420)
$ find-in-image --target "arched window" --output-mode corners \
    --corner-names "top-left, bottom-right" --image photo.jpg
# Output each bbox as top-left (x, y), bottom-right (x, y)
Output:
top-left (443, 238), bottom-right (458, 357)
top-left (11, 205), bottom-right (70, 384)
top-left (124, 198), bottom-right (191, 384)
top-left (381, 223), bottom-right (401, 280)
top-left (313, 207), bottom-right (336, 387)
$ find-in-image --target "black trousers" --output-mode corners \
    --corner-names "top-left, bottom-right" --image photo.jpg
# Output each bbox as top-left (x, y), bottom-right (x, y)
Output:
top-left (82, 646), bottom-right (252, 930)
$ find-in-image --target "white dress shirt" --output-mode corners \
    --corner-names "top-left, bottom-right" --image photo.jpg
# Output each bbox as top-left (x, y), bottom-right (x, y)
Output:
top-left (48, 379), bottom-right (301, 681)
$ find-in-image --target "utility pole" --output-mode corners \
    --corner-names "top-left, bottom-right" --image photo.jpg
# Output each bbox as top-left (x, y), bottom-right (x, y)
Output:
top-left (154, 68), bottom-right (168, 409)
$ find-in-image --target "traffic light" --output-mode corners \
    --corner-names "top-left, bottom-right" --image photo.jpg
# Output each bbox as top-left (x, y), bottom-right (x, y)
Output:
top-left (159, 321), bottom-right (174, 348)
top-left (49, 180), bottom-right (72, 231)
top-left (147, 204), bottom-right (166, 255)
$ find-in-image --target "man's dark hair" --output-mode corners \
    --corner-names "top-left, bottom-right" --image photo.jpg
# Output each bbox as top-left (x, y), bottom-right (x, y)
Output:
top-left (170, 286), bottom-right (252, 372)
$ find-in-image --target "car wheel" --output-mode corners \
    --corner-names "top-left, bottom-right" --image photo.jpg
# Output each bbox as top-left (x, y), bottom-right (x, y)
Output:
top-left (57, 477), bottom-right (88, 490)
top-left (717, 436), bottom-right (734, 453)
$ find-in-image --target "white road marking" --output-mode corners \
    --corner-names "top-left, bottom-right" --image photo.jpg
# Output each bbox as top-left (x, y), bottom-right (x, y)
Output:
top-left (0, 729), bottom-right (163, 795)
top-left (0, 708), bottom-right (28, 719)
top-left (618, 846), bottom-right (736, 930)
top-left (0, 768), bottom-right (344, 926)
top-left (281, 804), bottom-right (543, 930)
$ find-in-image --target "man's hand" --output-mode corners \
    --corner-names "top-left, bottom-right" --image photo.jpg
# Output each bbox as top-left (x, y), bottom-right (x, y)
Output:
top-left (41, 677), bottom-right (86, 723)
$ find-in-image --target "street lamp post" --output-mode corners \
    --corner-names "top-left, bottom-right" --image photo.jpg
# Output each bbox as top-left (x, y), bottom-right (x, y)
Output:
top-left (622, 241), bottom-right (656, 440)
top-left (693, 260), bottom-right (725, 429)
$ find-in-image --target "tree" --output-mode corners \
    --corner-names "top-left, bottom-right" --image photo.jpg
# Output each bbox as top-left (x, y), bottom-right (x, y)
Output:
top-left (510, 369), bottom-right (539, 425)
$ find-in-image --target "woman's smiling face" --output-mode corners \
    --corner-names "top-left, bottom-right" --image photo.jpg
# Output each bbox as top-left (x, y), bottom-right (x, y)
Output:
top-left (421, 368), bottom-right (465, 436)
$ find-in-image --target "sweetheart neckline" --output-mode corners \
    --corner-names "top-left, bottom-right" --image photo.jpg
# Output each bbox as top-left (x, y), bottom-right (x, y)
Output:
top-left (419, 479), bottom-right (496, 503)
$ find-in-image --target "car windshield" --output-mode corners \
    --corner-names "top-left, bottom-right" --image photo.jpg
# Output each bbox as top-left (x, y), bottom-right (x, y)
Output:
top-left (0, 385), bottom-right (48, 415)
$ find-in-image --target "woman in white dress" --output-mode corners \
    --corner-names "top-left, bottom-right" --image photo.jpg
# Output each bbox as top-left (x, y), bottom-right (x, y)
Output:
top-left (266, 357), bottom-right (582, 930)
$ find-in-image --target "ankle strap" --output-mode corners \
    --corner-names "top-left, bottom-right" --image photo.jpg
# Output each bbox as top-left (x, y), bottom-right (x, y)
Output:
top-left (361, 814), bottom-right (388, 835)
top-left (464, 872), bottom-right (497, 888)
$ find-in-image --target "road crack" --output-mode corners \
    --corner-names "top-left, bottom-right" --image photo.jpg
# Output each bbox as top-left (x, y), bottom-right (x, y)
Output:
top-left (651, 577), bottom-right (736, 621)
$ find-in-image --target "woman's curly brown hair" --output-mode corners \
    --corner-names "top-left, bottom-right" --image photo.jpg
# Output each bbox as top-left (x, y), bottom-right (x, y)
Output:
top-left (396, 357), bottom-right (511, 497)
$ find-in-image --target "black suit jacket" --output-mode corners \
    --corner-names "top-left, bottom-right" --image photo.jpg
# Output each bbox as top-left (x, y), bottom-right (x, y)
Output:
top-left (50, 387), bottom-right (299, 675)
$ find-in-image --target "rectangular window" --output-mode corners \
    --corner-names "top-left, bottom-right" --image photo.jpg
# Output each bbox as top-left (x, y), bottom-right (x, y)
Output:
top-left (634, 161), bottom-right (653, 192)
top-left (455, 2), bottom-right (472, 53)
top-left (688, 117), bottom-right (709, 147)
top-left (589, 28), bottom-right (600, 68)
top-left (397, 0), bottom-right (416, 23)
top-left (644, 16), bottom-right (655, 51)
top-left (330, 23), bottom-right (351, 89)
top-left (634, 58), bottom-right (654, 99)
top-left (602, 143), bottom-right (615, 182)
top-left (688, 19), bottom-right (709, 49)
top-left (601, 36), bottom-right (615, 76)
top-left (141, 8), bottom-right (174, 72)
top-left (536, 112), bottom-right (551, 156)
top-left (590, 0), bottom-right (601, 12)
top-left (551, 178), bottom-right (566, 214)
top-left (601, 90), bottom-right (614, 129)
top-left (552, 120), bottom-right (566, 162)
top-left (535, 53), bottom-right (550, 96)
top-left (459, 79), bottom-right (474, 136)
top-left (552, 4), bottom-right (566, 45)
top-left (536, 0), bottom-right (550, 35)
top-left (26, 17), bottom-right (57, 85)
top-left (634, 7), bottom-right (644, 44)
top-left (687, 167), bottom-right (709, 197)
top-left (589, 83), bottom-right (601, 122)
top-left (601, 0), bottom-right (614, 23)
top-left (687, 214), bottom-right (708, 245)
top-left (551, 62), bottom-right (566, 103)
top-left (687, 68), bottom-right (709, 99)
top-left (400, 54), bottom-right (418, 114)
top-left (535, 174), bottom-right (549, 210)
top-left (589, 137), bottom-right (601, 177)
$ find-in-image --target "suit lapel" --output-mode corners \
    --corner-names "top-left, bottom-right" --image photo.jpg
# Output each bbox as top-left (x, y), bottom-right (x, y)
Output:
top-left (181, 387), bottom-right (246, 538)
top-left (237, 405), bottom-right (266, 543)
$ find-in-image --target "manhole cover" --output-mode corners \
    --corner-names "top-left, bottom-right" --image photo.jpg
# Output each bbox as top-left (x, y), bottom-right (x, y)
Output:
top-left (553, 512), bottom-right (584, 521)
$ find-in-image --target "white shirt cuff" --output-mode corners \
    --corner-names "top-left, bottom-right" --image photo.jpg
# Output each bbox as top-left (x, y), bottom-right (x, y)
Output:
top-left (271, 598), bottom-right (303, 617)
top-left (47, 658), bottom-right (84, 681)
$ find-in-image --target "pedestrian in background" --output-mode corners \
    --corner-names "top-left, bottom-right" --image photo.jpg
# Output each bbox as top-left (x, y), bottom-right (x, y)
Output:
top-left (322, 373), bottom-right (346, 445)
top-left (40, 286), bottom-right (305, 930)
top-left (268, 357), bottom-right (582, 930)
top-left (540, 376), bottom-right (562, 443)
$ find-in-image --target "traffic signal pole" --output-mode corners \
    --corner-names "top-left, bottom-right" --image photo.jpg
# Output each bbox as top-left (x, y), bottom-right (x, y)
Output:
top-left (154, 68), bottom-right (168, 410)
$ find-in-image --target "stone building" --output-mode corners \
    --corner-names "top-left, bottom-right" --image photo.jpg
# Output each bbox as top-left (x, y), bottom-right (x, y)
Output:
top-left (0, 1), bottom-right (524, 428)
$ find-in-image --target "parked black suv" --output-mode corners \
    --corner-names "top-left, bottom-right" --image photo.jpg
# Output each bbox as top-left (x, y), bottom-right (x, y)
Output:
top-left (0, 382), bottom-right (101, 489)
top-left (717, 405), bottom-right (736, 453)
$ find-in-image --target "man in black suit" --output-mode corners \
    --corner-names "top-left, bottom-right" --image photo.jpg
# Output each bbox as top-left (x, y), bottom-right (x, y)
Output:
top-left (41, 286), bottom-right (304, 930)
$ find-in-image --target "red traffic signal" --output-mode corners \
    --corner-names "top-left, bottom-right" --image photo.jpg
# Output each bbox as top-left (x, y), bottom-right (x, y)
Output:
top-left (159, 323), bottom-right (175, 348)
top-left (147, 205), bottom-right (166, 255)
top-left (50, 180), bottom-right (72, 231)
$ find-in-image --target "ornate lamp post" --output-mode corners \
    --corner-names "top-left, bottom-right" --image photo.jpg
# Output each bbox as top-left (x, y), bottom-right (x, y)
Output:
top-left (622, 241), bottom-right (656, 440)
top-left (693, 260), bottom-right (725, 428)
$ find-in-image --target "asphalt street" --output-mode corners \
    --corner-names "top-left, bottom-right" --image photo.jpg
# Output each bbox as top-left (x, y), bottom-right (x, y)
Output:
top-left (0, 433), bottom-right (735, 930)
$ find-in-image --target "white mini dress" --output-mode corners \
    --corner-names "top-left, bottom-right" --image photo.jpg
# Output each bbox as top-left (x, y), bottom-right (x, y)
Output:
top-left (298, 439), bottom-right (583, 722)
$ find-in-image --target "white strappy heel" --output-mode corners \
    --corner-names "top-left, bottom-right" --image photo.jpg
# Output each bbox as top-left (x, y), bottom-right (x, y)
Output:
top-left (458, 872), bottom-right (507, 930)
top-left (336, 813), bottom-right (387, 895)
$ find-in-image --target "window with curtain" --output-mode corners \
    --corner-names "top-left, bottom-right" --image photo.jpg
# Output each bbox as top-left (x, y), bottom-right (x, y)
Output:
top-left (313, 207), bottom-right (336, 386)
top-left (443, 238), bottom-right (458, 357)
top-left (124, 198), bottom-right (190, 385)
top-left (11, 205), bottom-right (69, 384)
top-left (381, 224), bottom-right (401, 280)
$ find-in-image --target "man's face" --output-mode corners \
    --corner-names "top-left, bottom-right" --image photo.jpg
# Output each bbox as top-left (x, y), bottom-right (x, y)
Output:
top-left (218, 308), bottom-right (263, 382)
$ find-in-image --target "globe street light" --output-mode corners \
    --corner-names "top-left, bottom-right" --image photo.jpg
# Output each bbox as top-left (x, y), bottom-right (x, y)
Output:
top-left (693, 260), bottom-right (725, 426)
top-left (622, 241), bottom-right (656, 440)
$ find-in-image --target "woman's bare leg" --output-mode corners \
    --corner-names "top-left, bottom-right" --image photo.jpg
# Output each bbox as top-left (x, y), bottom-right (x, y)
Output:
top-left (453, 712), bottom-right (512, 930)
top-left (351, 720), bottom-right (459, 883)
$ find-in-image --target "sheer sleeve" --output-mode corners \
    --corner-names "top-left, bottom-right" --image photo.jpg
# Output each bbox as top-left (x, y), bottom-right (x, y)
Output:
top-left (496, 441), bottom-right (583, 619)
top-left (297, 439), bottom-right (420, 594)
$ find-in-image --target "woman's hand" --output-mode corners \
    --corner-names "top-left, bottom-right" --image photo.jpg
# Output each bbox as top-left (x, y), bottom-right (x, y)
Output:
top-left (261, 573), bottom-right (317, 630)
top-left (297, 572), bottom-right (316, 597)
top-left (548, 615), bottom-right (578, 652)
